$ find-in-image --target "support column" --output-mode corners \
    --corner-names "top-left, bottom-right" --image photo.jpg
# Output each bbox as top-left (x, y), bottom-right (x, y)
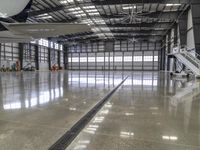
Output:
top-left (57, 50), bottom-right (61, 69)
top-left (0, 43), bottom-right (1, 66)
top-left (34, 44), bottom-right (39, 70)
top-left (166, 32), bottom-right (171, 71)
top-left (169, 28), bottom-right (175, 72)
top-left (173, 24), bottom-right (179, 72)
top-left (19, 74), bottom-right (25, 108)
top-left (178, 11), bottom-right (187, 47)
top-left (174, 23), bottom-right (178, 47)
top-left (160, 40), bottom-right (166, 70)
top-left (48, 48), bottom-right (51, 70)
top-left (34, 73), bottom-right (40, 107)
top-left (19, 43), bottom-right (24, 70)
top-left (0, 76), bottom-right (3, 109)
top-left (170, 28), bottom-right (175, 51)
top-left (191, 1), bottom-right (200, 54)
top-left (63, 45), bottom-right (68, 70)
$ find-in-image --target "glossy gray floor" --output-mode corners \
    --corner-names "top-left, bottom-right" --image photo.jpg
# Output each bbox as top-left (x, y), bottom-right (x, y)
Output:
top-left (67, 72), bottom-right (200, 150)
top-left (0, 71), bottom-right (200, 150)
top-left (0, 71), bottom-right (125, 150)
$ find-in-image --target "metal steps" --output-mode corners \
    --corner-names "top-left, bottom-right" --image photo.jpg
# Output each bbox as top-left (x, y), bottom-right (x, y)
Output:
top-left (172, 47), bottom-right (200, 75)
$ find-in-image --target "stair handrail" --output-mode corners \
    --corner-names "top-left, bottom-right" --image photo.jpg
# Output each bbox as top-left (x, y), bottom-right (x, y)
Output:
top-left (180, 49), bottom-right (200, 69)
top-left (186, 48), bottom-right (200, 60)
top-left (183, 51), bottom-right (200, 64)
top-left (184, 48), bottom-right (200, 65)
top-left (180, 45), bottom-right (200, 59)
top-left (172, 46), bottom-right (200, 74)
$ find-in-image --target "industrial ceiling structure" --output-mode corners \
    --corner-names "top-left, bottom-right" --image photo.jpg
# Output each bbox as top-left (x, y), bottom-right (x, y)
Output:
top-left (28, 0), bottom-right (189, 43)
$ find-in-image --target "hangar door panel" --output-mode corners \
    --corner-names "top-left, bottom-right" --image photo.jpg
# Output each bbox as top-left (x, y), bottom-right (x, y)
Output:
top-left (143, 51), bottom-right (154, 70)
top-left (109, 52), bottom-right (114, 70)
top-left (80, 53), bottom-right (87, 70)
top-left (114, 52), bottom-right (122, 70)
top-left (71, 53), bottom-right (79, 70)
top-left (68, 41), bottom-right (160, 71)
top-left (133, 51), bottom-right (143, 70)
top-left (124, 52), bottom-right (133, 70)
top-left (69, 51), bottom-right (159, 71)
top-left (68, 53), bottom-right (72, 70)
top-left (88, 53), bottom-right (95, 70)
top-left (105, 52), bottom-right (110, 70)
top-left (153, 51), bottom-right (159, 70)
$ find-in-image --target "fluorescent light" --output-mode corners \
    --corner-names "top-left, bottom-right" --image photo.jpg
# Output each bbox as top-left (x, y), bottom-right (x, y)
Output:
top-left (83, 6), bottom-right (95, 9)
top-left (68, 7), bottom-right (81, 11)
top-left (37, 16), bottom-right (52, 19)
top-left (37, 13), bottom-right (53, 19)
top-left (37, 13), bottom-right (48, 17)
top-left (85, 9), bottom-right (98, 13)
top-left (100, 27), bottom-right (110, 31)
top-left (75, 14), bottom-right (86, 17)
top-left (88, 12), bottom-right (99, 16)
top-left (71, 11), bottom-right (84, 14)
top-left (60, 0), bottom-right (67, 4)
top-left (123, 6), bottom-right (136, 9)
top-left (60, 0), bottom-right (74, 4)
top-left (166, 4), bottom-right (181, 6)
top-left (92, 28), bottom-right (100, 32)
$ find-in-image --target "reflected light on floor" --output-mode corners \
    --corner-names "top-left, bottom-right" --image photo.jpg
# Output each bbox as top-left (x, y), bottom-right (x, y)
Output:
top-left (4, 87), bottom-right (63, 110)
top-left (120, 131), bottom-right (134, 138)
top-left (162, 135), bottom-right (178, 141)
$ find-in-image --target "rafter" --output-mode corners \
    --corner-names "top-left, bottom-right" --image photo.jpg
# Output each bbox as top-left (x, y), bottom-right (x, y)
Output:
top-left (92, 0), bottom-right (189, 5)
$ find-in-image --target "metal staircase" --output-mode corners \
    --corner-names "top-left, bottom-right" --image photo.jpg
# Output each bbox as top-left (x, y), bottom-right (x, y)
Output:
top-left (172, 47), bottom-right (200, 75)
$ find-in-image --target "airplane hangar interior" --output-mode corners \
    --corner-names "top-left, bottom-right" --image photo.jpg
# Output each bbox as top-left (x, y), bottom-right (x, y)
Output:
top-left (0, 0), bottom-right (200, 150)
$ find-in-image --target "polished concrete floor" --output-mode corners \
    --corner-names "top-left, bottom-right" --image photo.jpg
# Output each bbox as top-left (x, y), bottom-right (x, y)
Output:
top-left (0, 71), bottom-right (124, 150)
top-left (67, 72), bottom-right (200, 150)
top-left (0, 71), bottom-right (200, 150)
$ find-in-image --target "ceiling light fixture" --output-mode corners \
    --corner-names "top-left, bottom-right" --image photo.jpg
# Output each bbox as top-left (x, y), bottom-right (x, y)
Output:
top-left (123, 6), bottom-right (136, 10)
top-left (166, 4), bottom-right (181, 6)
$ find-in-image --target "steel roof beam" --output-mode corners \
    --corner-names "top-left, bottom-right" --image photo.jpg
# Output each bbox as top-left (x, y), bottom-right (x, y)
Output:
top-left (29, 5), bottom-right (66, 17)
top-left (110, 30), bottom-right (165, 35)
top-left (101, 11), bottom-right (180, 20)
top-left (92, 0), bottom-right (190, 5)
top-left (106, 22), bottom-right (171, 28)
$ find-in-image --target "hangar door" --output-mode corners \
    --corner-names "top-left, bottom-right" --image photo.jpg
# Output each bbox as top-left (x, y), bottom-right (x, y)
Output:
top-left (68, 41), bottom-right (160, 71)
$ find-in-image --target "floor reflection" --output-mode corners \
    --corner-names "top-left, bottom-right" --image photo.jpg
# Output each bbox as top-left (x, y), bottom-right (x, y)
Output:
top-left (0, 71), bottom-right (200, 150)
top-left (0, 72), bottom-right (64, 110)
top-left (67, 72), bottom-right (200, 150)
top-left (0, 71), bottom-right (197, 111)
